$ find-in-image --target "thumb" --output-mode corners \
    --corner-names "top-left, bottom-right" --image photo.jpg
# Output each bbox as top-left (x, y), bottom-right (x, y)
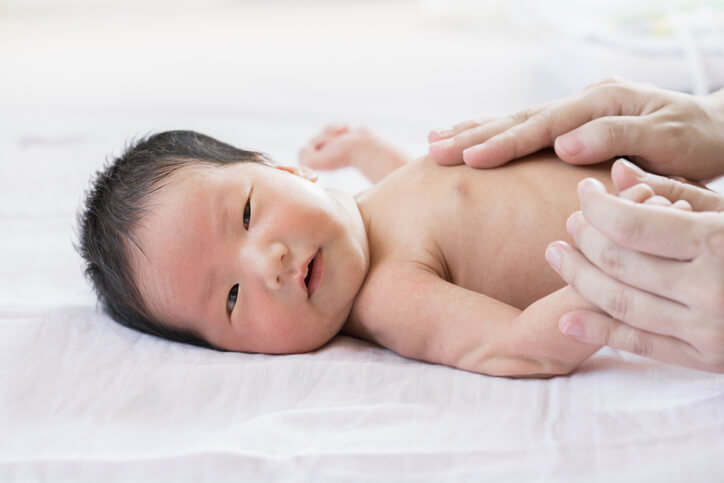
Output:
top-left (611, 159), bottom-right (724, 212)
top-left (554, 116), bottom-right (644, 165)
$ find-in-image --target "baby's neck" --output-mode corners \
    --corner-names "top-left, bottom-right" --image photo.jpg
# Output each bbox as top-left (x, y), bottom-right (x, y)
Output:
top-left (328, 186), bottom-right (371, 273)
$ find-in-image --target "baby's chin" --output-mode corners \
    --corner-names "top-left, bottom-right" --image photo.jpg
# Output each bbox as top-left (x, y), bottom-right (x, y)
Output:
top-left (250, 330), bottom-right (342, 355)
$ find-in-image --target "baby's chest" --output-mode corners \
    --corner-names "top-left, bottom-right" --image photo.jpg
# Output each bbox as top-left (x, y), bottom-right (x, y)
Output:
top-left (366, 177), bottom-right (564, 310)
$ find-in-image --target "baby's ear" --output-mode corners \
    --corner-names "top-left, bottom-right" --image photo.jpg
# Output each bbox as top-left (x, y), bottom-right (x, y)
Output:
top-left (275, 165), bottom-right (318, 182)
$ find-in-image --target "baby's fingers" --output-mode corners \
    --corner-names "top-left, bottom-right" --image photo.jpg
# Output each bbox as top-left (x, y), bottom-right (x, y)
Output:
top-left (672, 200), bottom-right (693, 211)
top-left (641, 197), bottom-right (693, 211)
top-left (611, 159), bottom-right (724, 212)
top-left (617, 183), bottom-right (655, 203)
top-left (643, 195), bottom-right (673, 207)
top-left (617, 183), bottom-right (692, 211)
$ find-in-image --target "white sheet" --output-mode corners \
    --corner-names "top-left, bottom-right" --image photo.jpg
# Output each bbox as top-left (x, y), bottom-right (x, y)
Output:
top-left (1, 4), bottom-right (723, 482)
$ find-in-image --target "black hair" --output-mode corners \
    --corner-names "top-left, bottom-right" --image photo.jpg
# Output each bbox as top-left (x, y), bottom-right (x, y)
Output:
top-left (77, 130), bottom-right (268, 349)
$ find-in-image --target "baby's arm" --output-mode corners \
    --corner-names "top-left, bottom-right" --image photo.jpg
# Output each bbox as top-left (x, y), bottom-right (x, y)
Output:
top-left (299, 125), bottom-right (410, 183)
top-left (352, 263), bottom-right (603, 378)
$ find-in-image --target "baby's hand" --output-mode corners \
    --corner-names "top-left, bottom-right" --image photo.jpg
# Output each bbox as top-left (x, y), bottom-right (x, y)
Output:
top-left (298, 124), bottom-right (410, 183)
top-left (617, 182), bottom-right (693, 211)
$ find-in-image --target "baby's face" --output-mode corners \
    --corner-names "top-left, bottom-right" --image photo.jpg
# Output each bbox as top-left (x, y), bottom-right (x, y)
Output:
top-left (132, 161), bottom-right (369, 353)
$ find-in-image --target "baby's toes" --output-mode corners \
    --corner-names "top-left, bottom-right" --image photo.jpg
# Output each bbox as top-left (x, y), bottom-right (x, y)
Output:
top-left (313, 123), bottom-right (350, 149)
top-left (323, 123), bottom-right (350, 136)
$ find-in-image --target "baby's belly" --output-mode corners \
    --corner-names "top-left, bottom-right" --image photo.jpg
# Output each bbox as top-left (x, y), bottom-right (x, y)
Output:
top-left (434, 153), bottom-right (613, 309)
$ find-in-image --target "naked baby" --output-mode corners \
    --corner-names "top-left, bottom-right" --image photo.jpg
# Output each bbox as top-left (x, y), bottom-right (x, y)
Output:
top-left (80, 127), bottom-right (618, 377)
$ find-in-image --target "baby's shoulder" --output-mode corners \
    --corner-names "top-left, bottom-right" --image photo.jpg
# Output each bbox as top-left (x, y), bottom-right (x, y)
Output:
top-left (344, 258), bottom-right (444, 341)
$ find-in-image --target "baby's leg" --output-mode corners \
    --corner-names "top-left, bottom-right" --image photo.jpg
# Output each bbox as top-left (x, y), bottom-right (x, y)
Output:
top-left (298, 124), bottom-right (410, 183)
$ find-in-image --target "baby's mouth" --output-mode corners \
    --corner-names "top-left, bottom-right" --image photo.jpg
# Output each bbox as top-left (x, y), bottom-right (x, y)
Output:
top-left (304, 258), bottom-right (314, 289)
top-left (303, 249), bottom-right (323, 297)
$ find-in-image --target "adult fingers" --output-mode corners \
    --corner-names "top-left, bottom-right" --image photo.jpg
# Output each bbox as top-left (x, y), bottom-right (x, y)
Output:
top-left (577, 178), bottom-right (707, 259)
top-left (558, 310), bottom-right (713, 371)
top-left (428, 119), bottom-right (493, 143)
top-left (551, 115), bottom-right (648, 165)
top-left (429, 100), bottom-right (572, 167)
top-left (546, 241), bottom-right (692, 339)
top-left (428, 118), bottom-right (513, 165)
top-left (611, 159), bottom-right (724, 212)
top-left (565, 211), bottom-right (696, 306)
top-left (459, 97), bottom-right (626, 168)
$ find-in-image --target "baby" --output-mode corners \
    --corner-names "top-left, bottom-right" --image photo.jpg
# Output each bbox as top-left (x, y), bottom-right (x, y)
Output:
top-left (79, 127), bottom-right (614, 377)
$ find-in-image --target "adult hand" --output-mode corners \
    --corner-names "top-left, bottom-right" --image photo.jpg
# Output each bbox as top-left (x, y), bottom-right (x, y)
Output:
top-left (545, 159), bottom-right (724, 372)
top-left (428, 78), bottom-right (724, 182)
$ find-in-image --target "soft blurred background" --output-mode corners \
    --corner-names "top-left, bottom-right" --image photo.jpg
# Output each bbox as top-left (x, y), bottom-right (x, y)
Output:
top-left (0, 0), bottom-right (723, 306)
top-left (2, 0), bottom-right (723, 174)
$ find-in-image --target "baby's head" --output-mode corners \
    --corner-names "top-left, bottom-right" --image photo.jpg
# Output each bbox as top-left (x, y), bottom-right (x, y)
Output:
top-left (79, 130), bottom-right (368, 353)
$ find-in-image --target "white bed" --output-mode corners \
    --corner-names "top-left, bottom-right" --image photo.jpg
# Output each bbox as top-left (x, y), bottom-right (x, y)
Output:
top-left (1, 3), bottom-right (723, 481)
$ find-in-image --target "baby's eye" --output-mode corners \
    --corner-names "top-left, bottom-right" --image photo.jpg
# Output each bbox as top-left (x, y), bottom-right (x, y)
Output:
top-left (243, 198), bottom-right (251, 230)
top-left (227, 283), bottom-right (239, 315)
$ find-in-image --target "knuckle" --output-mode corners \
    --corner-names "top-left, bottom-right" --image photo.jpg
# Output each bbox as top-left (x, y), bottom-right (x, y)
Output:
top-left (709, 328), bottom-right (724, 355)
top-left (612, 211), bottom-right (645, 247)
top-left (595, 320), bottom-right (616, 347)
top-left (663, 119), bottom-right (688, 142)
top-left (454, 119), bottom-right (480, 131)
top-left (599, 243), bottom-right (624, 278)
top-left (703, 282), bottom-right (724, 317)
top-left (603, 118), bottom-right (626, 146)
top-left (603, 75), bottom-right (625, 84)
top-left (698, 328), bottom-right (724, 372)
top-left (509, 107), bottom-right (537, 125)
top-left (597, 82), bottom-right (628, 98)
top-left (527, 110), bottom-right (557, 145)
top-left (605, 286), bottom-right (632, 321)
top-left (584, 76), bottom-right (623, 91)
top-left (623, 330), bottom-right (654, 358)
top-left (704, 223), bottom-right (724, 258)
top-left (502, 131), bottom-right (526, 161)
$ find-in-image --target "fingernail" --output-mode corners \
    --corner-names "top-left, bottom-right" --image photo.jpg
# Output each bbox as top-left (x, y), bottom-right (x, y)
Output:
top-left (620, 158), bottom-right (646, 178)
top-left (556, 131), bottom-right (585, 156)
top-left (432, 127), bottom-right (452, 138)
top-left (578, 177), bottom-right (606, 196)
top-left (431, 138), bottom-right (454, 149)
top-left (566, 213), bottom-right (577, 236)
top-left (462, 143), bottom-right (486, 156)
top-left (559, 315), bottom-right (585, 338)
top-left (545, 245), bottom-right (563, 273)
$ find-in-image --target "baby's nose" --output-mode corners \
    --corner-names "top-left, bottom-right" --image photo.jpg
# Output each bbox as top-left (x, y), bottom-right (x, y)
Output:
top-left (262, 241), bottom-right (290, 290)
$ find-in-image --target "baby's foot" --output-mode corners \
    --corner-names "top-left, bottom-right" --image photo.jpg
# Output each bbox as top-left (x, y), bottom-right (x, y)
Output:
top-left (299, 124), bottom-right (409, 182)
